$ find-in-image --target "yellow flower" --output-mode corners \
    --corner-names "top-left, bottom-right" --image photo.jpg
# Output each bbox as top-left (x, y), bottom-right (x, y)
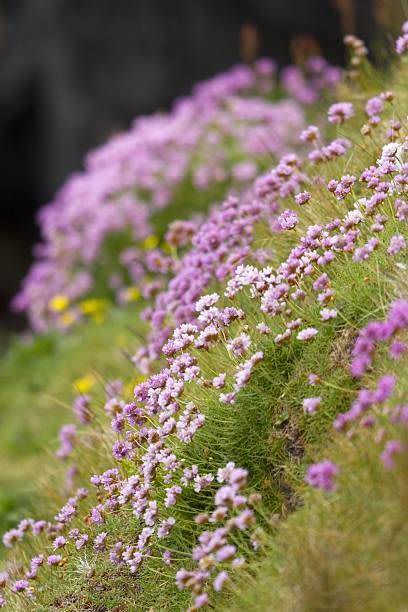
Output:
top-left (49, 295), bottom-right (69, 312)
top-left (142, 234), bottom-right (159, 250)
top-left (124, 286), bottom-right (141, 302)
top-left (79, 298), bottom-right (108, 315)
top-left (60, 312), bottom-right (75, 326)
top-left (73, 374), bottom-right (95, 394)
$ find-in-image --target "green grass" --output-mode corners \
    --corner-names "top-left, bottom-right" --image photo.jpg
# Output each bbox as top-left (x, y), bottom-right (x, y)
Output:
top-left (225, 423), bottom-right (408, 612)
top-left (13, 211), bottom-right (408, 610)
top-left (0, 306), bottom-right (145, 540)
top-left (3, 52), bottom-right (408, 612)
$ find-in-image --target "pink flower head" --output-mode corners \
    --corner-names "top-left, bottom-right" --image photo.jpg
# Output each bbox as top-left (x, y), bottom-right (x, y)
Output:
top-left (305, 460), bottom-right (339, 491)
top-left (278, 209), bottom-right (299, 231)
top-left (295, 191), bottom-right (311, 205)
top-left (303, 396), bottom-right (322, 414)
top-left (297, 327), bottom-right (318, 341)
top-left (381, 439), bottom-right (403, 470)
top-left (328, 102), bottom-right (354, 124)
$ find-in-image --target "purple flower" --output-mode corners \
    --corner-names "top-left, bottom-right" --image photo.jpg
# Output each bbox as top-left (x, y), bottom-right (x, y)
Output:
top-left (215, 544), bottom-right (236, 562)
top-left (303, 397), bottom-right (322, 414)
top-left (278, 209), bottom-right (299, 230)
top-left (374, 375), bottom-right (396, 404)
top-left (194, 593), bottom-right (209, 609)
top-left (11, 579), bottom-right (29, 593)
top-left (297, 327), bottom-right (318, 341)
top-left (320, 308), bottom-right (338, 321)
top-left (213, 570), bottom-right (229, 592)
top-left (93, 531), bottom-right (108, 551)
top-left (56, 424), bottom-right (76, 459)
top-left (212, 373), bottom-right (226, 389)
top-left (75, 534), bottom-right (89, 550)
top-left (328, 102), bottom-right (354, 124)
top-left (52, 536), bottom-right (67, 550)
top-left (396, 33), bottom-right (408, 54)
top-left (389, 340), bottom-right (407, 360)
top-left (47, 555), bottom-right (62, 566)
top-left (305, 460), bottom-right (339, 491)
top-left (388, 235), bottom-right (406, 255)
top-left (227, 333), bottom-right (251, 358)
top-left (300, 125), bottom-right (320, 142)
top-left (308, 373), bottom-right (320, 386)
top-left (381, 440), bottom-right (403, 470)
top-left (73, 395), bottom-right (92, 424)
top-left (163, 550), bottom-right (173, 565)
top-left (295, 191), bottom-right (311, 205)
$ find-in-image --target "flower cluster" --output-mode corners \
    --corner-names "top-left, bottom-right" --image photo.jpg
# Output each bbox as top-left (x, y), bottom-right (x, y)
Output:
top-left (14, 58), bottom-right (339, 332)
top-left (4, 24), bottom-right (408, 612)
top-left (176, 464), bottom-right (258, 610)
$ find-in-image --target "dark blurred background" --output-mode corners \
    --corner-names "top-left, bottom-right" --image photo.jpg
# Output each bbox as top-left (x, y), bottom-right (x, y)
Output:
top-left (0, 0), bottom-right (395, 332)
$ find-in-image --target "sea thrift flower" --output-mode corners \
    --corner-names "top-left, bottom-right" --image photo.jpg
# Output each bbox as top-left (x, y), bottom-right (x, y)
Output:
top-left (395, 198), bottom-right (408, 221)
top-left (73, 395), bottom-right (91, 424)
top-left (163, 550), bottom-right (172, 566)
top-left (320, 308), bottom-right (338, 321)
top-left (212, 373), bottom-right (226, 389)
top-left (308, 373), bottom-right (321, 385)
top-left (300, 125), bottom-right (319, 142)
top-left (196, 293), bottom-right (220, 312)
top-left (213, 570), bottom-right (229, 592)
top-left (295, 191), bottom-right (311, 205)
top-left (305, 460), bottom-right (339, 491)
top-left (56, 424), bottom-right (76, 459)
top-left (396, 22), bottom-right (408, 54)
top-left (365, 95), bottom-right (384, 124)
top-left (52, 536), bottom-right (67, 549)
top-left (381, 440), bottom-right (404, 469)
top-left (93, 532), bottom-right (108, 551)
top-left (389, 340), bottom-right (407, 360)
top-left (328, 102), bottom-right (354, 124)
top-left (227, 333), bottom-right (251, 358)
top-left (12, 580), bottom-right (29, 593)
top-left (388, 235), bottom-right (406, 255)
top-left (256, 322), bottom-right (271, 334)
top-left (193, 593), bottom-right (209, 609)
top-left (47, 555), bottom-right (62, 566)
top-left (75, 534), bottom-right (89, 550)
top-left (297, 327), bottom-right (318, 341)
top-left (303, 396), bottom-right (322, 414)
top-left (374, 375), bottom-right (396, 404)
top-left (278, 208), bottom-right (299, 230)
top-left (157, 517), bottom-right (176, 539)
top-left (216, 544), bottom-right (236, 562)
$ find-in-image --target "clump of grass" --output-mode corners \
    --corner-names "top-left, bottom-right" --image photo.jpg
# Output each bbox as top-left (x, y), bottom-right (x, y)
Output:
top-left (3, 23), bottom-right (408, 612)
top-left (0, 307), bottom-right (143, 540)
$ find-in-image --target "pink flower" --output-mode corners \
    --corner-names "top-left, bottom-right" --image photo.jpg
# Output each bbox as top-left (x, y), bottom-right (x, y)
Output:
top-left (328, 102), bottom-right (354, 124)
top-left (305, 460), bottom-right (339, 491)
top-left (295, 191), bottom-right (311, 205)
top-left (303, 396), bottom-right (322, 414)
top-left (278, 209), bottom-right (299, 230)
top-left (297, 327), bottom-right (318, 341)
top-left (381, 440), bottom-right (403, 469)
top-left (213, 570), bottom-right (229, 592)
top-left (388, 235), bottom-right (406, 255)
